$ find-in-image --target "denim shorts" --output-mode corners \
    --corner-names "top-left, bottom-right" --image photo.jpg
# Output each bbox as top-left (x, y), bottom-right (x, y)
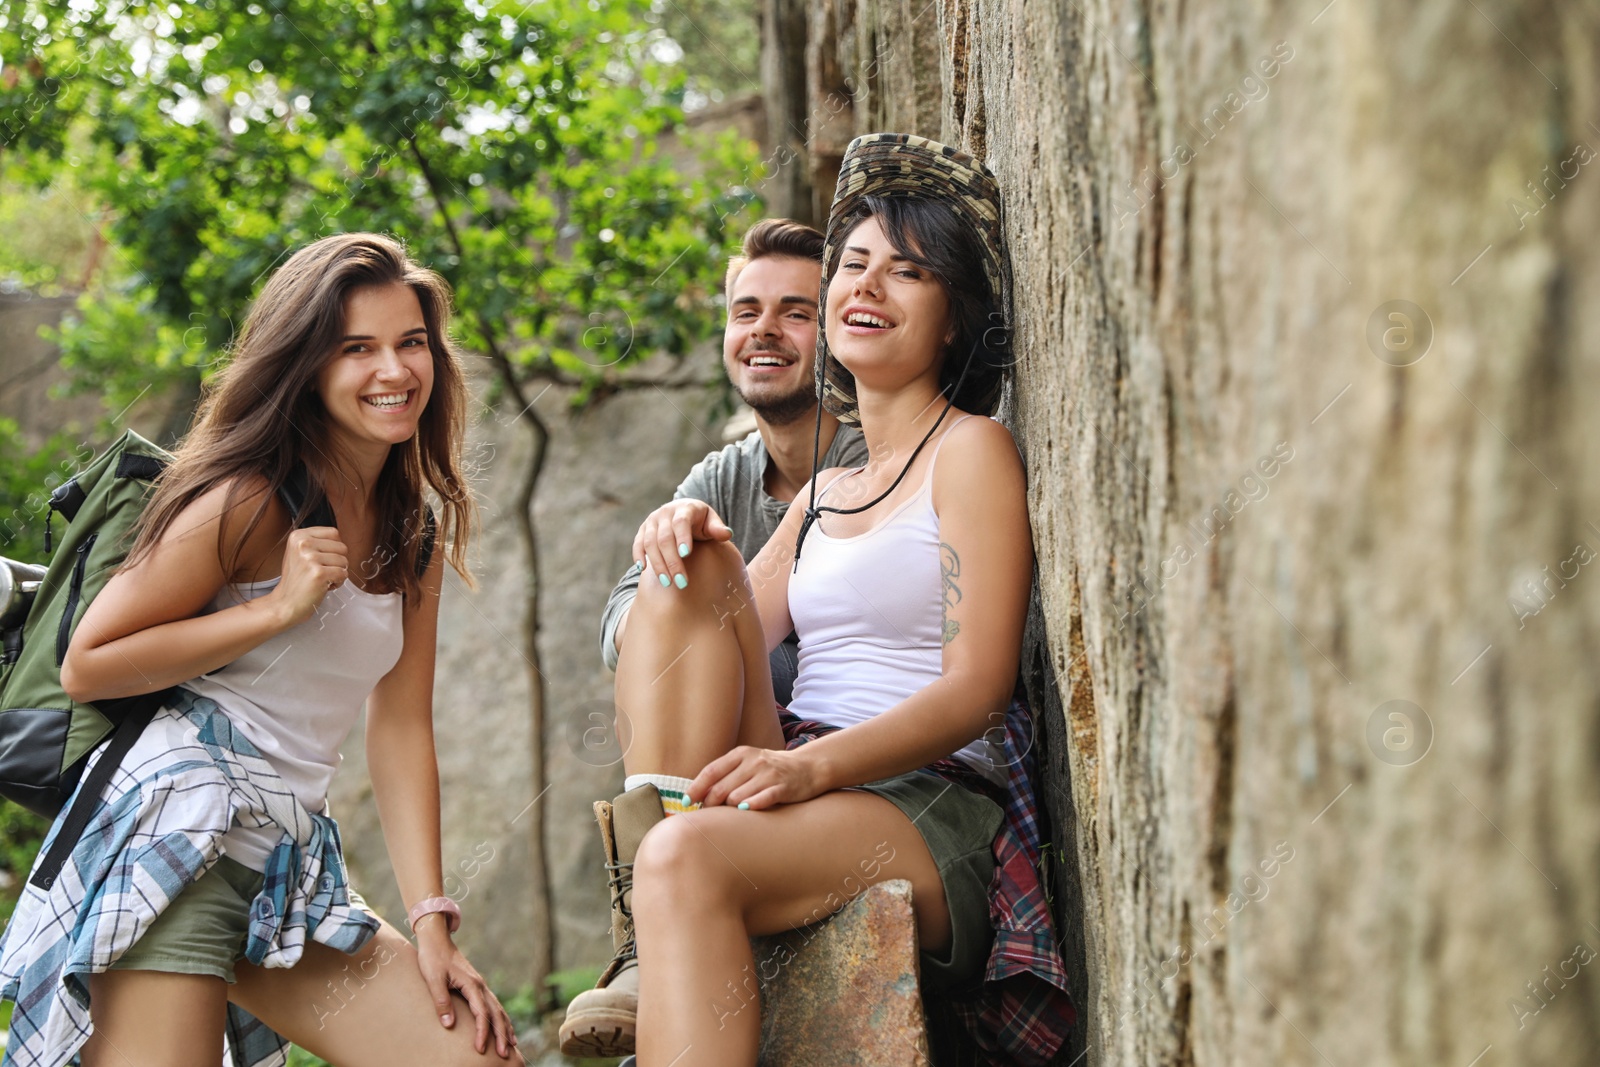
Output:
top-left (109, 855), bottom-right (265, 983)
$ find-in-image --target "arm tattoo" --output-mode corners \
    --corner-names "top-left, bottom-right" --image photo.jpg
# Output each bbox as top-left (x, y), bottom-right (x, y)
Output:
top-left (940, 542), bottom-right (963, 644)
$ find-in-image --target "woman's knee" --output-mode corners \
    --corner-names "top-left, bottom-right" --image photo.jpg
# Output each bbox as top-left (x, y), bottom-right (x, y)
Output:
top-left (633, 814), bottom-right (744, 921)
top-left (631, 539), bottom-right (750, 621)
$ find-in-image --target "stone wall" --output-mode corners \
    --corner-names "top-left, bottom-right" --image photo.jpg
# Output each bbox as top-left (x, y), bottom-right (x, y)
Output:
top-left (0, 291), bottom-right (187, 451)
top-left (791, 2), bottom-right (1600, 1064)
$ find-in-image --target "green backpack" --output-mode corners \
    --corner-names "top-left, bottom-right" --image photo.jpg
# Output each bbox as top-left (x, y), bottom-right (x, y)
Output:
top-left (1, 431), bottom-right (172, 805)
top-left (0, 429), bottom-right (432, 890)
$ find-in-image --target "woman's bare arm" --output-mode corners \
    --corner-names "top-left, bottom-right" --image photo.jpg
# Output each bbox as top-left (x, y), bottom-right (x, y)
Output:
top-left (365, 544), bottom-right (516, 1055)
top-left (365, 544), bottom-right (446, 925)
top-left (59, 479), bottom-right (346, 702)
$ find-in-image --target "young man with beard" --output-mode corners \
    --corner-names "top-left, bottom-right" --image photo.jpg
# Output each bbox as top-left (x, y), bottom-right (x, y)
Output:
top-left (563, 220), bottom-right (868, 1058)
top-left (597, 218), bottom-right (869, 706)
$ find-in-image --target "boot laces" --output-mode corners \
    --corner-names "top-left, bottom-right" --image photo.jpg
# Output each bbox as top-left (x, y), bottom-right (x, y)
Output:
top-left (604, 857), bottom-right (638, 963)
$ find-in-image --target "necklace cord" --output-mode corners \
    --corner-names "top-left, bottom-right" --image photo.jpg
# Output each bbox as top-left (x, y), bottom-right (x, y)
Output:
top-left (793, 341), bottom-right (976, 570)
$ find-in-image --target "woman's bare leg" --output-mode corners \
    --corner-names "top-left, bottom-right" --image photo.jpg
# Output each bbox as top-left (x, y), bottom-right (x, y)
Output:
top-left (615, 540), bottom-right (784, 777)
top-left (632, 790), bottom-right (954, 1067)
top-left (230, 919), bottom-right (524, 1066)
top-left (82, 971), bottom-right (227, 1067)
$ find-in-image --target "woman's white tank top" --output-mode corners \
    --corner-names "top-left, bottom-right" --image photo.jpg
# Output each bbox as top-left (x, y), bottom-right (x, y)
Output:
top-left (786, 414), bottom-right (1005, 787)
top-left (184, 577), bottom-right (404, 870)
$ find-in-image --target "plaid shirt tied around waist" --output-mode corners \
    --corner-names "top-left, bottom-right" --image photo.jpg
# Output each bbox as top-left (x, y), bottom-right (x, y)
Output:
top-left (780, 687), bottom-right (1076, 1065)
top-left (0, 687), bottom-right (379, 1067)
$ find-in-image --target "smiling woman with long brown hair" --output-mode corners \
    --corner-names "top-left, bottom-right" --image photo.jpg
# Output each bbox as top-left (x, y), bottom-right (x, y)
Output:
top-left (0, 233), bottom-right (523, 1067)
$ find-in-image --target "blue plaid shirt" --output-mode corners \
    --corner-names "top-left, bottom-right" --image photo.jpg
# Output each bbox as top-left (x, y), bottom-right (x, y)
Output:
top-left (0, 688), bottom-right (379, 1067)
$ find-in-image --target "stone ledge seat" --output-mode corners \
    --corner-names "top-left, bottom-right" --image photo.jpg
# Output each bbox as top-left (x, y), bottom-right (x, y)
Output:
top-left (751, 878), bottom-right (931, 1066)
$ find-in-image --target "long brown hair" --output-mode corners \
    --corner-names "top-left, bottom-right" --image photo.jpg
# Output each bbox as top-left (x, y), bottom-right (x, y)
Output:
top-left (124, 233), bottom-right (476, 601)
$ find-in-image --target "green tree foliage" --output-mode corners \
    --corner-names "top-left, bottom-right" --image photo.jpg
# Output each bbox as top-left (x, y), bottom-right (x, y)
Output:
top-left (652, 0), bottom-right (761, 104)
top-left (0, 0), bottom-right (762, 408)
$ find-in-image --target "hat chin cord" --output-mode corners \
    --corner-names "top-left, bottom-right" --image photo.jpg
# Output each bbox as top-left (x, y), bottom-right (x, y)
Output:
top-left (792, 341), bottom-right (976, 570)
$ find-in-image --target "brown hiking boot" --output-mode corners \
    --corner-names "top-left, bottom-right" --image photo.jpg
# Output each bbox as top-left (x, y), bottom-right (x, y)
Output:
top-left (559, 783), bottom-right (665, 1057)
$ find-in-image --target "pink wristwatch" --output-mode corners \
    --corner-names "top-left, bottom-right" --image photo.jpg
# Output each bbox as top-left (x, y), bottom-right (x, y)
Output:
top-left (407, 895), bottom-right (462, 934)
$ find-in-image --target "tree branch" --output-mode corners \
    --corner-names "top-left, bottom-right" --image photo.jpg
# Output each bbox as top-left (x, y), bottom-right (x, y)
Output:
top-left (509, 356), bottom-right (724, 392)
top-left (404, 133), bottom-right (721, 405)
top-left (404, 132), bottom-right (548, 433)
top-left (407, 126), bottom-right (556, 999)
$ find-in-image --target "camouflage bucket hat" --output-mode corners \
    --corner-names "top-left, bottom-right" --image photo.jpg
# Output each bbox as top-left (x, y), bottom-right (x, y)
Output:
top-left (817, 133), bottom-right (1011, 426)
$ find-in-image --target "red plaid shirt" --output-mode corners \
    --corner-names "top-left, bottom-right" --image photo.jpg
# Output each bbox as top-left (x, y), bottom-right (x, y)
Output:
top-left (780, 687), bottom-right (1075, 1065)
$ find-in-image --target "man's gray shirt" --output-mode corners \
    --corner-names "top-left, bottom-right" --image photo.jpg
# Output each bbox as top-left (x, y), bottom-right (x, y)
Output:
top-left (600, 425), bottom-right (870, 705)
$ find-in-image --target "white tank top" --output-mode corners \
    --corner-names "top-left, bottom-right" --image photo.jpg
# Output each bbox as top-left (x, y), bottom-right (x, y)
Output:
top-left (786, 414), bottom-right (1005, 787)
top-left (184, 577), bottom-right (405, 870)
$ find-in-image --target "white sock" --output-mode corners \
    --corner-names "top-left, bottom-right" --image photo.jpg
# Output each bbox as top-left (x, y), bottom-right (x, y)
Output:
top-left (625, 773), bottom-right (701, 815)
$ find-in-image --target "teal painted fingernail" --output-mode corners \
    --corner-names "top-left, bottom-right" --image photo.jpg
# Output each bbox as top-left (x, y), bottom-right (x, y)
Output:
top-left (659, 573), bottom-right (670, 587)
top-left (678, 542), bottom-right (690, 557)
top-left (674, 573), bottom-right (688, 589)
top-left (738, 801), bottom-right (750, 810)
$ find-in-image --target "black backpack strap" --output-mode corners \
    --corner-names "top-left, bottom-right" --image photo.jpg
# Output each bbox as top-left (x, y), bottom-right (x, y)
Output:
top-left (29, 694), bottom-right (165, 891)
top-left (275, 464), bottom-right (435, 579)
top-left (276, 463), bottom-right (337, 530)
top-left (416, 505), bottom-right (437, 577)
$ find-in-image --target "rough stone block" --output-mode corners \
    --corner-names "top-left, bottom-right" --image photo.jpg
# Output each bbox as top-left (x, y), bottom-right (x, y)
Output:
top-left (752, 878), bottom-right (929, 1066)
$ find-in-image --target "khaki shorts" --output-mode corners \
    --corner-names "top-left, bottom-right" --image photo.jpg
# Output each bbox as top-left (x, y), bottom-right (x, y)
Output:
top-left (854, 770), bottom-right (1004, 991)
top-left (109, 855), bottom-right (265, 983)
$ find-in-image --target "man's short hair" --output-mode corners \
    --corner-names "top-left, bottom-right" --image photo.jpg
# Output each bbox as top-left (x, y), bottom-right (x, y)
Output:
top-left (724, 219), bottom-right (825, 297)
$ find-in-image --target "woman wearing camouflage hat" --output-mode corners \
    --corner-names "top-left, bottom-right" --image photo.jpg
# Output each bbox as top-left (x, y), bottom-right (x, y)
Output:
top-left (563, 134), bottom-right (1072, 1066)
